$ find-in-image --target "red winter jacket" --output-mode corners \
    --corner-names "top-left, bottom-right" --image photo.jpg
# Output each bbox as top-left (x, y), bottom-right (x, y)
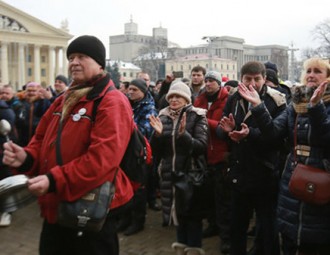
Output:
top-left (194, 87), bottom-right (229, 165)
top-left (24, 75), bottom-right (134, 224)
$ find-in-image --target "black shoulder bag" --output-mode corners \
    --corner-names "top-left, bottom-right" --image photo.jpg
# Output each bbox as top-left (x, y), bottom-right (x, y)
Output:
top-left (55, 118), bottom-right (117, 235)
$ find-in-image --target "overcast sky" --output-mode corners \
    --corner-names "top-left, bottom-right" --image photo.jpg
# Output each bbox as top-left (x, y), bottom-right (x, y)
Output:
top-left (5, 0), bottom-right (330, 59)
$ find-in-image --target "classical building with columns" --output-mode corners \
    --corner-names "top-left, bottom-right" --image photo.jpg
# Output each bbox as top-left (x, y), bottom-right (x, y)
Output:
top-left (0, 1), bottom-right (73, 90)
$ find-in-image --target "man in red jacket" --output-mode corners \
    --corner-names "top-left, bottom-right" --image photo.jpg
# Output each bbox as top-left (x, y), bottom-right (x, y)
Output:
top-left (3, 35), bottom-right (134, 255)
top-left (194, 70), bottom-right (231, 254)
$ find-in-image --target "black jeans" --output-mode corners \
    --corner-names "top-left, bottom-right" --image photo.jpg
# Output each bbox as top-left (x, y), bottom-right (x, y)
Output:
top-left (177, 215), bottom-right (203, 247)
top-left (214, 164), bottom-right (231, 242)
top-left (230, 189), bottom-right (279, 255)
top-left (39, 214), bottom-right (118, 255)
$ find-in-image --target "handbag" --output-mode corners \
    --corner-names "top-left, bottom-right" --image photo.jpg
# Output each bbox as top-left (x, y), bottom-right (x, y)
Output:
top-left (171, 107), bottom-right (210, 215)
top-left (172, 154), bottom-right (210, 215)
top-left (288, 114), bottom-right (330, 205)
top-left (289, 163), bottom-right (330, 205)
top-left (55, 120), bottom-right (116, 234)
top-left (57, 181), bottom-right (115, 233)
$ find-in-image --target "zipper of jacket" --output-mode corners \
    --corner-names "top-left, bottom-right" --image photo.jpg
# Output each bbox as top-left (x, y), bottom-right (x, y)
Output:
top-left (297, 202), bottom-right (303, 246)
top-left (169, 119), bottom-right (178, 226)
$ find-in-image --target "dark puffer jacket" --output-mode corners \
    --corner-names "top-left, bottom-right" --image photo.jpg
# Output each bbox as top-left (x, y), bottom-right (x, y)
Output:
top-left (150, 104), bottom-right (208, 225)
top-left (251, 101), bottom-right (330, 245)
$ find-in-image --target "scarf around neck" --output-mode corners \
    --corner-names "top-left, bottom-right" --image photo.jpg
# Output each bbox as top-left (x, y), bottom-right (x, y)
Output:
top-left (292, 84), bottom-right (330, 113)
top-left (61, 73), bottom-right (104, 120)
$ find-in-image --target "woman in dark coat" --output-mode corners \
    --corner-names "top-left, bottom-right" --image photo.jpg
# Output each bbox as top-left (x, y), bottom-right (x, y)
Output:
top-left (150, 82), bottom-right (208, 255)
top-left (239, 57), bottom-right (330, 255)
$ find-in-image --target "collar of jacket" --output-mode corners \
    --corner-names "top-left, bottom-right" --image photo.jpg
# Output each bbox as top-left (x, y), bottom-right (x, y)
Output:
top-left (86, 72), bottom-right (112, 100)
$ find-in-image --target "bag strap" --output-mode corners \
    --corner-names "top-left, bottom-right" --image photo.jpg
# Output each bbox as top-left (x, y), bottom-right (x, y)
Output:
top-left (92, 86), bottom-right (115, 122)
top-left (293, 114), bottom-right (298, 163)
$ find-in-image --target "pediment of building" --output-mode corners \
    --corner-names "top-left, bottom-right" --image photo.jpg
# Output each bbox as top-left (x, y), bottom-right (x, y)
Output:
top-left (0, 1), bottom-right (72, 41)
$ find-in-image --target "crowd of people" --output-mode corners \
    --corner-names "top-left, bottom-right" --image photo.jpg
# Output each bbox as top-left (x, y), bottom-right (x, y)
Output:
top-left (1, 34), bottom-right (330, 255)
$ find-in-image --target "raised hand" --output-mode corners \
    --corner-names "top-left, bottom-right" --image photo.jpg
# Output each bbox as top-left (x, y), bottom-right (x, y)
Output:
top-left (219, 113), bottom-right (235, 133)
top-left (238, 83), bottom-right (261, 107)
top-left (178, 112), bottom-right (186, 136)
top-left (2, 141), bottom-right (27, 168)
top-left (310, 81), bottom-right (328, 107)
top-left (149, 115), bottom-right (163, 135)
top-left (228, 123), bottom-right (249, 143)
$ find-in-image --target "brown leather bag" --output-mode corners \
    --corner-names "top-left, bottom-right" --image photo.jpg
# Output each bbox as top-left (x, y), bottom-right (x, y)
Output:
top-left (289, 163), bottom-right (330, 205)
top-left (288, 114), bottom-right (330, 205)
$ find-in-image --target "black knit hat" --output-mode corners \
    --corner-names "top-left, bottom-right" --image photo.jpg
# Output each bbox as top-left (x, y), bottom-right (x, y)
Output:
top-left (66, 35), bottom-right (106, 69)
top-left (55, 75), bottom-right (68, 86)
top-left (130, 79), bottom-right (148, 95)
top-left (266, 69), bottom-right (279, 85)
top-left (264, 61), bottom-right (278, 74)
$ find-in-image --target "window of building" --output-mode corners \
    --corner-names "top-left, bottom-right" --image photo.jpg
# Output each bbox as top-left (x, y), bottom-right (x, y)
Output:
top-left (41, 68), bottom-right (46, 77)
top-left (28, 55), bottom-right (32, 62)
top-left (28, 68), bottom-right (32, 76)
top-left (123, 72), bottom-right (127, 77)
top-left (41, 56), bottom-right (46, 63)
top-left (130, 72), bottom-right (133, 77)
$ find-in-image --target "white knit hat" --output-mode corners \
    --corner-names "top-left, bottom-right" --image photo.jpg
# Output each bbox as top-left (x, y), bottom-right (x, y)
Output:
top-left (166, 81), bottom-right (192, 104)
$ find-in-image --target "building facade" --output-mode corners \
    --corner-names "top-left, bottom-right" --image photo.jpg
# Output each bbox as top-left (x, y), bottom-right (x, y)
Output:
top-left (107, 60), bottom-right (141, 82)
top-left (109, 18), bottom-right (168, 63)
top-left (0, 1), bottom-right (73, 90)
top-left (166, 54), bottom-right (237, 81)
top-left (110, 21), bottom-right (289, 80)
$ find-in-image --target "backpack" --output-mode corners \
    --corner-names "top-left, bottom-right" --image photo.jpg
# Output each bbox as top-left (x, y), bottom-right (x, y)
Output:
top-left (92, 86), bottom-right (152, 186)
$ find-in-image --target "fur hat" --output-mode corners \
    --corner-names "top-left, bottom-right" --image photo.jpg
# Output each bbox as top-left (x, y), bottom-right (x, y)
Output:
top-left (130, 79), bottom-right (148, 95)
top-left (66, 35), bottom-right (106, 69)
top-left (266, 69), bottom-right (279, 85)
top-left (55, 75), bottom-right (68, 86)
top-left (205, 71), bottom-right (222, 85)
top-left (166, 81), bottom-right (191, 104)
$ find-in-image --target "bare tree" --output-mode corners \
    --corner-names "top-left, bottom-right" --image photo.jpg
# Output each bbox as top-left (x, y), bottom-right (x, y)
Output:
top-left (312, 18), bottom-right (330, 57)
top-left (133, 38), bottom-right (169, 80)
top-left (300, 47), bottom-right (322, 59)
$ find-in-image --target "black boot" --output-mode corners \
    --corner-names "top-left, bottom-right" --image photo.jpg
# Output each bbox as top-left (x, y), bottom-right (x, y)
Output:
top-left (123, 222), bottom-right (144, 236)
top-left (116, 216), bottom-right (131, 232)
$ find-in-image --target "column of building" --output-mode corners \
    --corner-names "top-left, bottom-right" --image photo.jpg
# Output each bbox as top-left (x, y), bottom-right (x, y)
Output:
top-left (1, 41), bottom-right (9, 84)
top-left (1, 41), bottom-right (67, 86)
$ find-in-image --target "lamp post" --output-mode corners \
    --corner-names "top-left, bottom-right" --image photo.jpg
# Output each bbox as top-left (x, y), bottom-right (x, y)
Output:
top-left (202, 36), bottom-right (218, 71)
top-left (288, 42), bottom-right (298, 82)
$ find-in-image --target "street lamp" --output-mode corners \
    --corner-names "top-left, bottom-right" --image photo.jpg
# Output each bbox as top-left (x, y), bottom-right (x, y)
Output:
top-left (202, 36), bottom-right (218, 71)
